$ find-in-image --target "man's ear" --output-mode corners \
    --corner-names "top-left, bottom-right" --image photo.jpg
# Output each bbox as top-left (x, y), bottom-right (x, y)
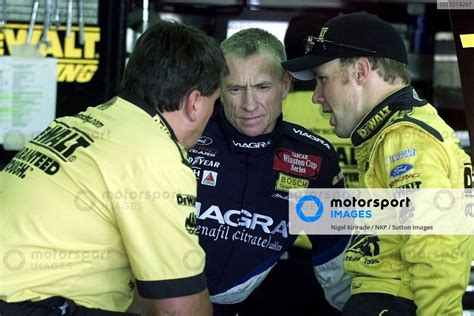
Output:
top-left (281, 72), bottom-right (292, 99)
top-left (354, 58), bottom-right (371, 85)
top-left (183, 90), bottom-right (202, 122)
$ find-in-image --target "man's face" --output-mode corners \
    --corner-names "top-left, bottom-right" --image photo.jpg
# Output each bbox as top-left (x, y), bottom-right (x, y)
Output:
top-left (221, 53), bottom-right (291, 137)
top-left (312, 59), bottom-right (364, 138)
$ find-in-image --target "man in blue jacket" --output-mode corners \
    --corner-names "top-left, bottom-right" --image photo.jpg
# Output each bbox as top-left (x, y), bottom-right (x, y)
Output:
top-left (188, 27), bottom-right (351, 315)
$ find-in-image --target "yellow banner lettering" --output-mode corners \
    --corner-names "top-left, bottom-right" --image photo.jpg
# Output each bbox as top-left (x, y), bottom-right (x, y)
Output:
top-left (84, 32), bottom-right (100, 59)
top-left (77, 65), bottom-right (98, 83)
top-left (4, 28), bottom-right (28, 49)
top-left (38, 31), bottom-right (64, 58)
top-left (2, 24), bottom-right (100, 83)
top-left (58, 64), bottom-right (82, 82)
top-left (64, 33), bottom-right (82, 58)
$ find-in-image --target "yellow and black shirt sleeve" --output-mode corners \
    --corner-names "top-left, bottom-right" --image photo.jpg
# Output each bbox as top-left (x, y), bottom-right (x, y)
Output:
top-left (113, 164), bottom-right (206, 299)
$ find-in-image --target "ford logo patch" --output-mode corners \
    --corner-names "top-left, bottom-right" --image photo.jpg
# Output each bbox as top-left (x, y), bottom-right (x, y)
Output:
top-left (197, 136), bottom-right (213, 146)
top-left (390, 163), bottom-right (413, 178)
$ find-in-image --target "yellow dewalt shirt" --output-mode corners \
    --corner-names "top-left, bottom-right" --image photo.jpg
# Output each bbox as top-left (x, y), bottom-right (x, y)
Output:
top-left (346, 85), bottom-right (473, 315)
top-left (0, 94), bottom-right (206, 312)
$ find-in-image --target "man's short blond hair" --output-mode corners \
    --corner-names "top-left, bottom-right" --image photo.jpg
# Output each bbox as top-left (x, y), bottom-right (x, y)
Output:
top-left (340, 57), bottom-right (411, 85)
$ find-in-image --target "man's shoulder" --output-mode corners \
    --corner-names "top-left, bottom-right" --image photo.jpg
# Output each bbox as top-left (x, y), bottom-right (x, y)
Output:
top-left (383, 105), bottom-right (446, 143)
top-left (281, 121), bottom-right (335, 154)
top-left (79, 98), bottom-right (188, 165)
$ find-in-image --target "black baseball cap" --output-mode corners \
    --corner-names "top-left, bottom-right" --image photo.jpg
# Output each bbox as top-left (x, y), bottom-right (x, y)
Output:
top-left (282, 12), bottom-right (408, 81)
top-left (284, 13), bottom-right (327, 60)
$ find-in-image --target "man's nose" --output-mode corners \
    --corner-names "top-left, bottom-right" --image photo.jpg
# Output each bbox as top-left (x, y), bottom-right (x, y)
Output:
top-left (242, 89), bottom-right (258, 111)
top-left (312, 85), bottom-right (325, 104)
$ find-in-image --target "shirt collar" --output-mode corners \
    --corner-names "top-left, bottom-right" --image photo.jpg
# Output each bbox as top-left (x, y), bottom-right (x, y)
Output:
top-left (119, 92), bottom-right (190, 164)
top-left (351, 85), bottom-right (427, 146)
top-left (217, 107), bottom-right (283, 154)
top-left (119, 92), bottom-right (179, 143)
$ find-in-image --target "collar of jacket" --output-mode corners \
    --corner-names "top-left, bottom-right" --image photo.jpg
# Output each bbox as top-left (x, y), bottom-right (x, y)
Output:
top-left (217, 107), bottom-right (283, 154)
top-left (350, 85), bottom-right (427, 146)
top-left (119, 92), bottom-right (179, 143)
top-left (118, 92), bottom-right (191, 166)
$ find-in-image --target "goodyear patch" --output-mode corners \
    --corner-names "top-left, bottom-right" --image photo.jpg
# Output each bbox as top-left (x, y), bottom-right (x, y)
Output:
top-left (275, 172), bottom-right (309, 192)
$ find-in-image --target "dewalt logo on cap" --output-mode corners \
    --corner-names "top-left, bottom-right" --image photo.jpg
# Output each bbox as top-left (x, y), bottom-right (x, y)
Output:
top-left (318, 27), bottom-right (329, 39)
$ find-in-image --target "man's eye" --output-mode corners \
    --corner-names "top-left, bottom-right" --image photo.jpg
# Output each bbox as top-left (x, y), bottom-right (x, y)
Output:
top-left (228, 87), bottom-right (243, 94)
top-left (317, 77), bottom-right (327, 85)
top-left (256, 85), bottom-right (270, 91)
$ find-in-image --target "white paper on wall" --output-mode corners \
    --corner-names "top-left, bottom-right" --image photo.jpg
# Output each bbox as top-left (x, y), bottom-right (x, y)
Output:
top-left (0, 56), bottom-right (57, 150)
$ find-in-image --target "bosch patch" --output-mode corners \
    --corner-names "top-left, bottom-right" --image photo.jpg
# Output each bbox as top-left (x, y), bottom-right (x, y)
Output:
top-left (275, 172), bottom-right (309, 192)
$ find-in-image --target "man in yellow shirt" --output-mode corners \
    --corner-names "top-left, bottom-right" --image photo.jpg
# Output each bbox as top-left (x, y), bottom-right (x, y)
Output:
top-left (283, 11), bottom-right (473, 315)
top-left (0, 21), bottom-right (228, 315)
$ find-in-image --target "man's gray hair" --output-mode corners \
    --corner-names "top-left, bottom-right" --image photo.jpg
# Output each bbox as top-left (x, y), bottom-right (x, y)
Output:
top-left (221, 28), bottom-right (286, 77)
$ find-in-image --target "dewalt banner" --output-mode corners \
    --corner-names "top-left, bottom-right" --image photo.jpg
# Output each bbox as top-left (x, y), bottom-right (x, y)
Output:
top-left (0, 23), bottom-right (100, 83)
